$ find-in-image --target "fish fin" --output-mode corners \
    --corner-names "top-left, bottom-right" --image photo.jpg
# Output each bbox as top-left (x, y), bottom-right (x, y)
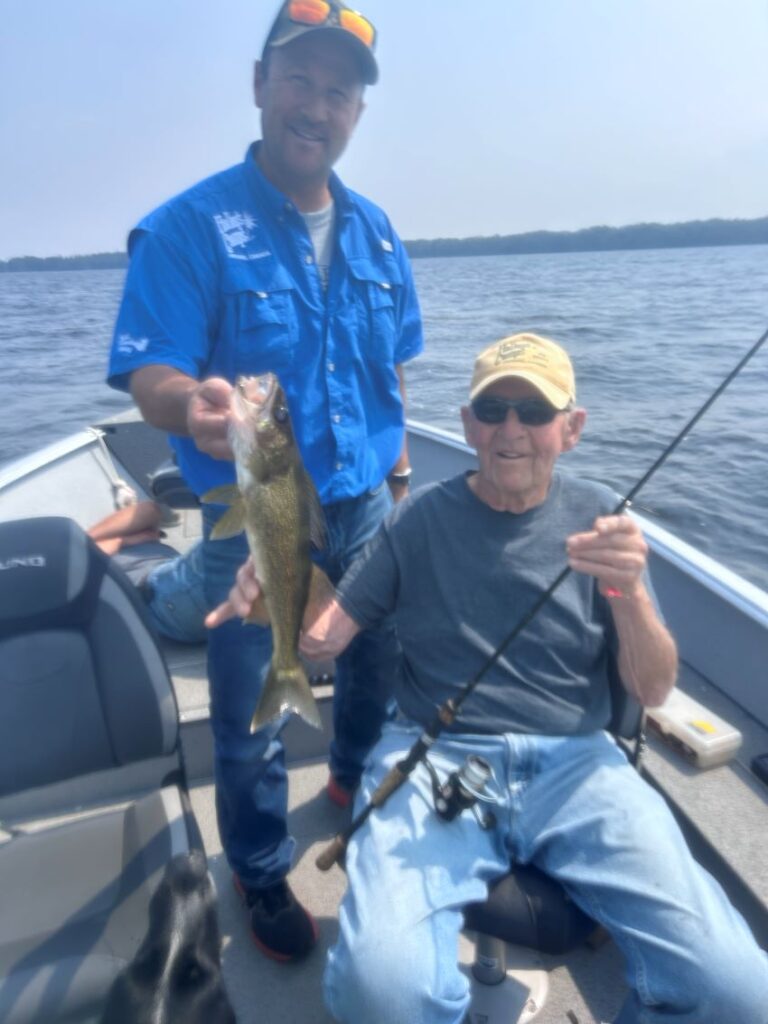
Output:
top-left (303, 470), bottom-right (327, 551)
top-left (209, 500), bottom-right (247, 540)
top-left (251, 664), bottom-right (322, 732)
top-left (200, 484), bottom-right (241, 507)
top-left (302, 564), bottom-right (336, 631)
top-left (244, 592), bottom-right (270, 626)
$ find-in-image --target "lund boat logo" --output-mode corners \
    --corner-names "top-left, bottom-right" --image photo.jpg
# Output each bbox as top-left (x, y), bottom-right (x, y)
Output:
top-left (0, 555), bottom-right (46, 571)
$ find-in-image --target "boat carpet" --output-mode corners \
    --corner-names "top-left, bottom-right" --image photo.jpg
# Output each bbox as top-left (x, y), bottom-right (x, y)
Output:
top-left (96, 418), bottom-right (173, 495)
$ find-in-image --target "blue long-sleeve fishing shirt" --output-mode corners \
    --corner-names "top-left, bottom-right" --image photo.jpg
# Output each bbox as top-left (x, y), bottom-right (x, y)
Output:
top-left (107, 142), bottom-right (424, 503)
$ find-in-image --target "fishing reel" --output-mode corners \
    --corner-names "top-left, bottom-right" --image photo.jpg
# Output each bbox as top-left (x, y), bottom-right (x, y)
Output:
top-left (424, 754), bottom-right (498, 829)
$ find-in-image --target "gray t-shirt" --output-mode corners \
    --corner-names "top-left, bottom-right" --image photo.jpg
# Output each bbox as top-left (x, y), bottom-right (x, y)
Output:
top-left (337, 470), bottom-right (623, 735)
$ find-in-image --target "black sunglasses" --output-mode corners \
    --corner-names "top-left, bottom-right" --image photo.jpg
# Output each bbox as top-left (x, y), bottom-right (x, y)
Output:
top-left (471, 396), bottom-right (563, 426)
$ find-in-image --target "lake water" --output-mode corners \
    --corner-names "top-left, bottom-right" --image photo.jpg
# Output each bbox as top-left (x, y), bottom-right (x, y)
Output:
top-left (1, 244), bottom-right (767, 591)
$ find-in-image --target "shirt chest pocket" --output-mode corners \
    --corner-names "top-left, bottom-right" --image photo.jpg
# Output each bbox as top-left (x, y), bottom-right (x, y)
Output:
top-left (347, 257), bottom-right (403, 364)
top-left (224, 264), bottom-right (299, 377)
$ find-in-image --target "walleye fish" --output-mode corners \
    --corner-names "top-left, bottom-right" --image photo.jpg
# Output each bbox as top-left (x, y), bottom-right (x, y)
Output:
top-left (202, 374), bottom-right (332, 732)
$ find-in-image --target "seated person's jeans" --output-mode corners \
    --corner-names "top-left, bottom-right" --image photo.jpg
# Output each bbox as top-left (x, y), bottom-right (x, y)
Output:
top-left (145, 541), bottom-right (208, 644)
top-left (325, 723), bottom-right (768, 1024)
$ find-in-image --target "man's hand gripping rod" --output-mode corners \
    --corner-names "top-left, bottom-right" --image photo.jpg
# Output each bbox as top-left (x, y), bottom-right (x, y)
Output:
top-left (316, 323), bottom-right (768, 872)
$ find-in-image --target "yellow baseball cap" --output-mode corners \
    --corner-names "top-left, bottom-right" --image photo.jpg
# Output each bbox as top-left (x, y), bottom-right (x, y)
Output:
top-left (469, 333), bottom-right (576, 409)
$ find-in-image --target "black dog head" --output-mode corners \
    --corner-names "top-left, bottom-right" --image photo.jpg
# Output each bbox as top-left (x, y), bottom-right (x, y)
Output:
top-left (101, 850), bottom-right (236, 1023)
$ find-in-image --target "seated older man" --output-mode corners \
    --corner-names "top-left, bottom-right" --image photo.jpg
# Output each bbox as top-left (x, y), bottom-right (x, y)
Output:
top-left (211, 332), bottom-right (768, 1024)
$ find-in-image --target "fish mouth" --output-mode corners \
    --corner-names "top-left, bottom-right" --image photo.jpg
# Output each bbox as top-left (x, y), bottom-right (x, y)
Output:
top-left (231, 374), bottom-right (281, 432)
top-left (236, 374), bottom-right (277, 408)
top-left (231, 374), bottom-right (293, 436)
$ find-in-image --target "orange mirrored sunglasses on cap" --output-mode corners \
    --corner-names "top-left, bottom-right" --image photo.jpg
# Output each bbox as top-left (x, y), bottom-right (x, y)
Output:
top-left (287, 0), bottom-right (375, 49)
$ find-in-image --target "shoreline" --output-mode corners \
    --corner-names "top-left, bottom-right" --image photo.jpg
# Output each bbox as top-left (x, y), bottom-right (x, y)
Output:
top-left (2, 217), bottom-right (767, 272)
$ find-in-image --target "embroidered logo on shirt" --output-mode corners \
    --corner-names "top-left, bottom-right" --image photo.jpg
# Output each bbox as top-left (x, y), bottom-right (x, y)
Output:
top-left (214, 211), bottom-right (271, 261)
top-left (117, 333), bottom-right (149, 355)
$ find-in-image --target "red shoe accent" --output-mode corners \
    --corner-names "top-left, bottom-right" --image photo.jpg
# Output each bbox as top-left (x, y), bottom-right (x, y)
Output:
top-left (233, 875), bottom-right (318, 962)
top-left (326, 775), bottom-right (353, 809)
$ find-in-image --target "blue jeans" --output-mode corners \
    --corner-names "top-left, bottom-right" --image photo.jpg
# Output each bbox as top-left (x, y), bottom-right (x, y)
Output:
top-left (324, 723), bottom-right (768, 1024)
top-left (145, 541), bottom-right (209, 644)
top-left (313, 485), bottom-right (399, 790)
top-left (202, 485), bottom-right (397, 888)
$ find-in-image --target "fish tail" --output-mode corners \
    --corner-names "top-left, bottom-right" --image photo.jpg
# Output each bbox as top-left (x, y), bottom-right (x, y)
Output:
top-left (251, 663), bottom-right (323, 732)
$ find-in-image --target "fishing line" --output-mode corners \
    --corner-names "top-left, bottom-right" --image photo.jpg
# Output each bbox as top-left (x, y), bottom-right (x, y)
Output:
top-left (316, 323), bottom-right (768, 871)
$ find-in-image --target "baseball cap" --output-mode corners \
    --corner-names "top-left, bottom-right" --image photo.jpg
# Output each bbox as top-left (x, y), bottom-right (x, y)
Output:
top-left (469, 333), bottom-right (576, 408)
top-left (262, 0), bottom-right (378, 85)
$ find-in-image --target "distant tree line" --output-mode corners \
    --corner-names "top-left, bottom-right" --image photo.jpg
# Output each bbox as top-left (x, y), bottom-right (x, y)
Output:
top-left (403, 216), bottom-right (768, 259)
top-left (1, 216), bottom-right (766, 271)
top-left (0, 252), bottom-right (128, 273)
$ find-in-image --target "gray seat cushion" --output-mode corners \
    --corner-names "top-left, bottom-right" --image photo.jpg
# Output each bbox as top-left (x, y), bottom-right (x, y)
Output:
top-left (0, 518), bottom-right (201, 1023)
top-left (0, 787), bottom-right (189, 1024)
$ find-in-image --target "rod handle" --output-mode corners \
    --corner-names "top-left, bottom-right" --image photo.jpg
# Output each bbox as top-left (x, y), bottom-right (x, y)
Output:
top-left (369, 765), bottom-right (407, 805)
top-left (316, 833), bottom-right (347, 872)
top-left (315, 765), bottom-right (409, 872)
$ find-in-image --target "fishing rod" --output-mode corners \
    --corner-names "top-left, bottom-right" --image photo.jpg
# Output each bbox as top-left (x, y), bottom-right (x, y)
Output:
top-left (316, 323), bottom-right (768, 872)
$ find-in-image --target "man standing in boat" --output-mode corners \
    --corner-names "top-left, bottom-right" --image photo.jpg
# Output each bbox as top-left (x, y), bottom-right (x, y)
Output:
top-left (214, 332), bottom-right (768, 1022)
top-left (107, 0), bottom-right (423, 962)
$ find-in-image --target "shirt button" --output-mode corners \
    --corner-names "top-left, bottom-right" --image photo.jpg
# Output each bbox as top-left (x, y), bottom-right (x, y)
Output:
top-left (327, 362), bottom-right (335, 372)
top-left (335, 462), bottom-right (343, 471)
top-left (305, 253), bottom-right (314, 264)
top-left (333, 414), bottom-right (341, 423)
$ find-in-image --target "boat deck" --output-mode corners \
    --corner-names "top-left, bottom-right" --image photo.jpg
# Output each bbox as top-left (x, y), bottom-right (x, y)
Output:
top-left (189, 759), bottom-right (632, 1024)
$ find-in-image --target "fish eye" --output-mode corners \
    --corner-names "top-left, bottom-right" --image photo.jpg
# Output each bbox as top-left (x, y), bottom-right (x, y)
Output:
top-left (274, 404), bottom-right (289, 424)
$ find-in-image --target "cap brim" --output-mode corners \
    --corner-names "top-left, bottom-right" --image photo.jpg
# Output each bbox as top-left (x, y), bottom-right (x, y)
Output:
top-left (470, 371), bottom-right (572, 409)
top-left (268, 25), bottom-right (378, 84)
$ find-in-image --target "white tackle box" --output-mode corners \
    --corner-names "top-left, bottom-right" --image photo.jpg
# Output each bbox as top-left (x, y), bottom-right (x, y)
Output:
top-left (646, 688), bottom-right (742, 769)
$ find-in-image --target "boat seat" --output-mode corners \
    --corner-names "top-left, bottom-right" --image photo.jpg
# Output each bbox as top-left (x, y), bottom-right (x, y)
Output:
top-left (464, 665), bottom-right (644, 982)
top-left (0, 516), bottom-right (204, 1024)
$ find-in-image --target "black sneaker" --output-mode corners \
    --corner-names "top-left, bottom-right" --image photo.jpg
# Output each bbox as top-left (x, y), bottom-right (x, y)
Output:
top-left (234, 876), bottom-right (318, 962)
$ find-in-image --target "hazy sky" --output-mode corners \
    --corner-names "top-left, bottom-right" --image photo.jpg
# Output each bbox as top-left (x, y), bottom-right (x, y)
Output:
top-left (1, 0), bottom-right (766, 259)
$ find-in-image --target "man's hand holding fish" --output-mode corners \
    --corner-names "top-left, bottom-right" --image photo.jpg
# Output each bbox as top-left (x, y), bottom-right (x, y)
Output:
top-left (187, 377), bottom-right (235, 461)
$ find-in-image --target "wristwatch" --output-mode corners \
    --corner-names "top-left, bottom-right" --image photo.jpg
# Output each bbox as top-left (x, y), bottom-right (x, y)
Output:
top-left (387, 466), bottom-right (412, 486)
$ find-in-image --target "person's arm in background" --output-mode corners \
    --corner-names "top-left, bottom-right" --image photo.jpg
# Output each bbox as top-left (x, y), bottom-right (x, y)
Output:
top-left (88, 501), bottom-right (164, 555)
